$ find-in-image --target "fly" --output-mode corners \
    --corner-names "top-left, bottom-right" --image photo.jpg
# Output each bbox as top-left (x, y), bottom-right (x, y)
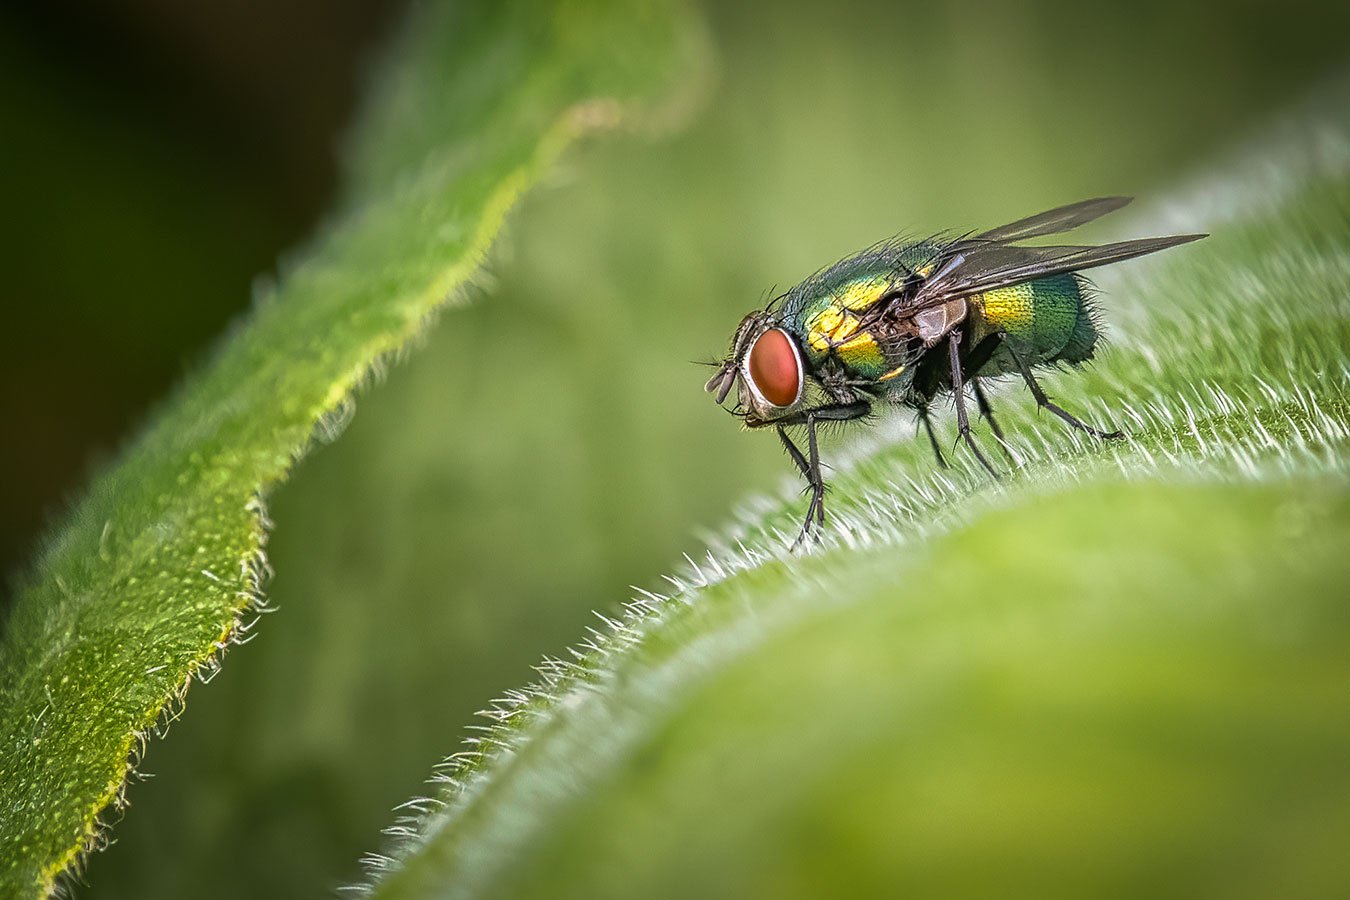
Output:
top-left (704, 197), bottom-right (1205, 546)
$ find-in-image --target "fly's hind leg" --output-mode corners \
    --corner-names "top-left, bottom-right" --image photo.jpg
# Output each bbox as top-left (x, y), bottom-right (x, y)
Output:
top-left (1007, 343), bottom-right (1124, 440)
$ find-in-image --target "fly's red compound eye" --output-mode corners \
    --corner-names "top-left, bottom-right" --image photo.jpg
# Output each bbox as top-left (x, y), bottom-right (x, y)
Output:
top-left (746, 328), bottom-right (802, 408)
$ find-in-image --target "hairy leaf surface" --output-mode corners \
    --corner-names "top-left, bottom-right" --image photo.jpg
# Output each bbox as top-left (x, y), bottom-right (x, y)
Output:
top-left (357, 93), bottom-right (1350, 899)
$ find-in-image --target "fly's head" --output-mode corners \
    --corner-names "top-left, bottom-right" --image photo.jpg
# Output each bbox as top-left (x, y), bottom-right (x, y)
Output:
top-left (705, 310), bottom-right (806, 427)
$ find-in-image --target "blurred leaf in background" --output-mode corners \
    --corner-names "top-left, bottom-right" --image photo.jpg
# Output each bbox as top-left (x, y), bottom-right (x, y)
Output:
top-left (0, 0), bottom-right (1345, 897)
top-left (0, 0), bottom-right (699, 895)
top-left (0, 0), bottom-right (402, 592)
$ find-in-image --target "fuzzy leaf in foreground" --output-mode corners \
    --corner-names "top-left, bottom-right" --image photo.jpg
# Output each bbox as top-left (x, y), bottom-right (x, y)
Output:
top-left (356, 93), bottom-right (1350, 899)
top-left (0, 2), bottom-right (700, 895)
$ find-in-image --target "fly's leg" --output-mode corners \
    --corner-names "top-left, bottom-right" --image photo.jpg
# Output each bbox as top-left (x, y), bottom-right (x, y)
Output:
top-left (775, 402), bottom-right (871, 547)
top-left (777, 425), bottom-right (810, 479)
top-left (1007, 343), bottom-right (1124, 439)
top-left (806, 414), bottom-right (825, 531)
top-left (779, 418), bottom-right (825, 549)
top-left (958, 333), bottom-right (1016, 464)
top-left (971, 378), bottom-right (1017, 464)
top-left (776, 426), bottom-right (823, 541)
top-left (915, 405), bottom-right (948, 468)
top-left (970, 380), bottom-right (1005, 441)
top-left (947, 332), bottom-right (999, 477)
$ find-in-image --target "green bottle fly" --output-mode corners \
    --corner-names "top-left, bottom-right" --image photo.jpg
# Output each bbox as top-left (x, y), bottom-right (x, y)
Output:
top-left (704, 197), bottom-right (1205, 545)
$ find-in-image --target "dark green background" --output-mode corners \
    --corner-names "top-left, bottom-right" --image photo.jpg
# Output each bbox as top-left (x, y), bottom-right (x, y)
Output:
top-left (2, 1), bottom-right (1346, 896)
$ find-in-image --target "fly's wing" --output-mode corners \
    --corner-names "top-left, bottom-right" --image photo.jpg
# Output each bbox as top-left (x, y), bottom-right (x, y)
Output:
top-left (909, 233), bottom-right (1206, 313)
top-left (973, 196), bottom-right (1133, 243)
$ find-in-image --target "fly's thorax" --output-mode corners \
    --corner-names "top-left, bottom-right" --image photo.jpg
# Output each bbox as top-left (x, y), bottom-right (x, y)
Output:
top-left (794, 300), bottom-right (913, 389)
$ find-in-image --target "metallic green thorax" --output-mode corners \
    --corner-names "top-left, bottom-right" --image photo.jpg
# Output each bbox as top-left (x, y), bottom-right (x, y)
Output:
top-left (777, 241), bottom-right (935, 386)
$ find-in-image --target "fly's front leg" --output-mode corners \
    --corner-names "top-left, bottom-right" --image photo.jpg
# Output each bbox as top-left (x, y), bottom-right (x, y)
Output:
top-left (947, 332), bottom-right (999, 477)
top-left (777, 425), bottom-right (810, 479)
top-left (806, 415), bottom-right (825, 531)
top-left (1007, 343), bottom-right (1124, 439)
top-left (777, 420), bottom-right (825, 548)
top-left (775, 401), bottom-right (870, 547)
top-left (776, 426), bottom-right (821, 533)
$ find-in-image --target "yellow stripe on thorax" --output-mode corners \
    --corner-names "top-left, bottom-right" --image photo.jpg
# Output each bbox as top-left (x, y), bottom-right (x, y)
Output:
top-left (807, 304), bottom-right (862, 352)
top-left (836, 332), bottom-right (880, 365)
top-left (807, 303), bottom-right (884, 372)
top-left (836, 275), bottom-right (891, 311)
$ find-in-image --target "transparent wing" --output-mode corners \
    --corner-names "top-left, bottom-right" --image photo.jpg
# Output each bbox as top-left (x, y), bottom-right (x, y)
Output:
top-left (909, 233), bottom-right (1206, 312)
top-left (973, 196), bottom-right (1133, 243)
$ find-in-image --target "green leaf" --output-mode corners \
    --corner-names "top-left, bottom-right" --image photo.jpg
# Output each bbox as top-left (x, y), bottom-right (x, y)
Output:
top-left (0, 2), bottom-right (703, 895)
top-left (354, 95), bottom-right (1350, 898)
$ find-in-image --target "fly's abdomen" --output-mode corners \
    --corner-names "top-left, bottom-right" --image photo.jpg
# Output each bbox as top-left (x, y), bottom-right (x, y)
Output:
top-left (970, 273), bottom-right (1099, 373)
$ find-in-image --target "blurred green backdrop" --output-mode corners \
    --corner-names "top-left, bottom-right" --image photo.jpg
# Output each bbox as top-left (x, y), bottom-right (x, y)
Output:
top-left (2, 0), bottom-right (1345, 897)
